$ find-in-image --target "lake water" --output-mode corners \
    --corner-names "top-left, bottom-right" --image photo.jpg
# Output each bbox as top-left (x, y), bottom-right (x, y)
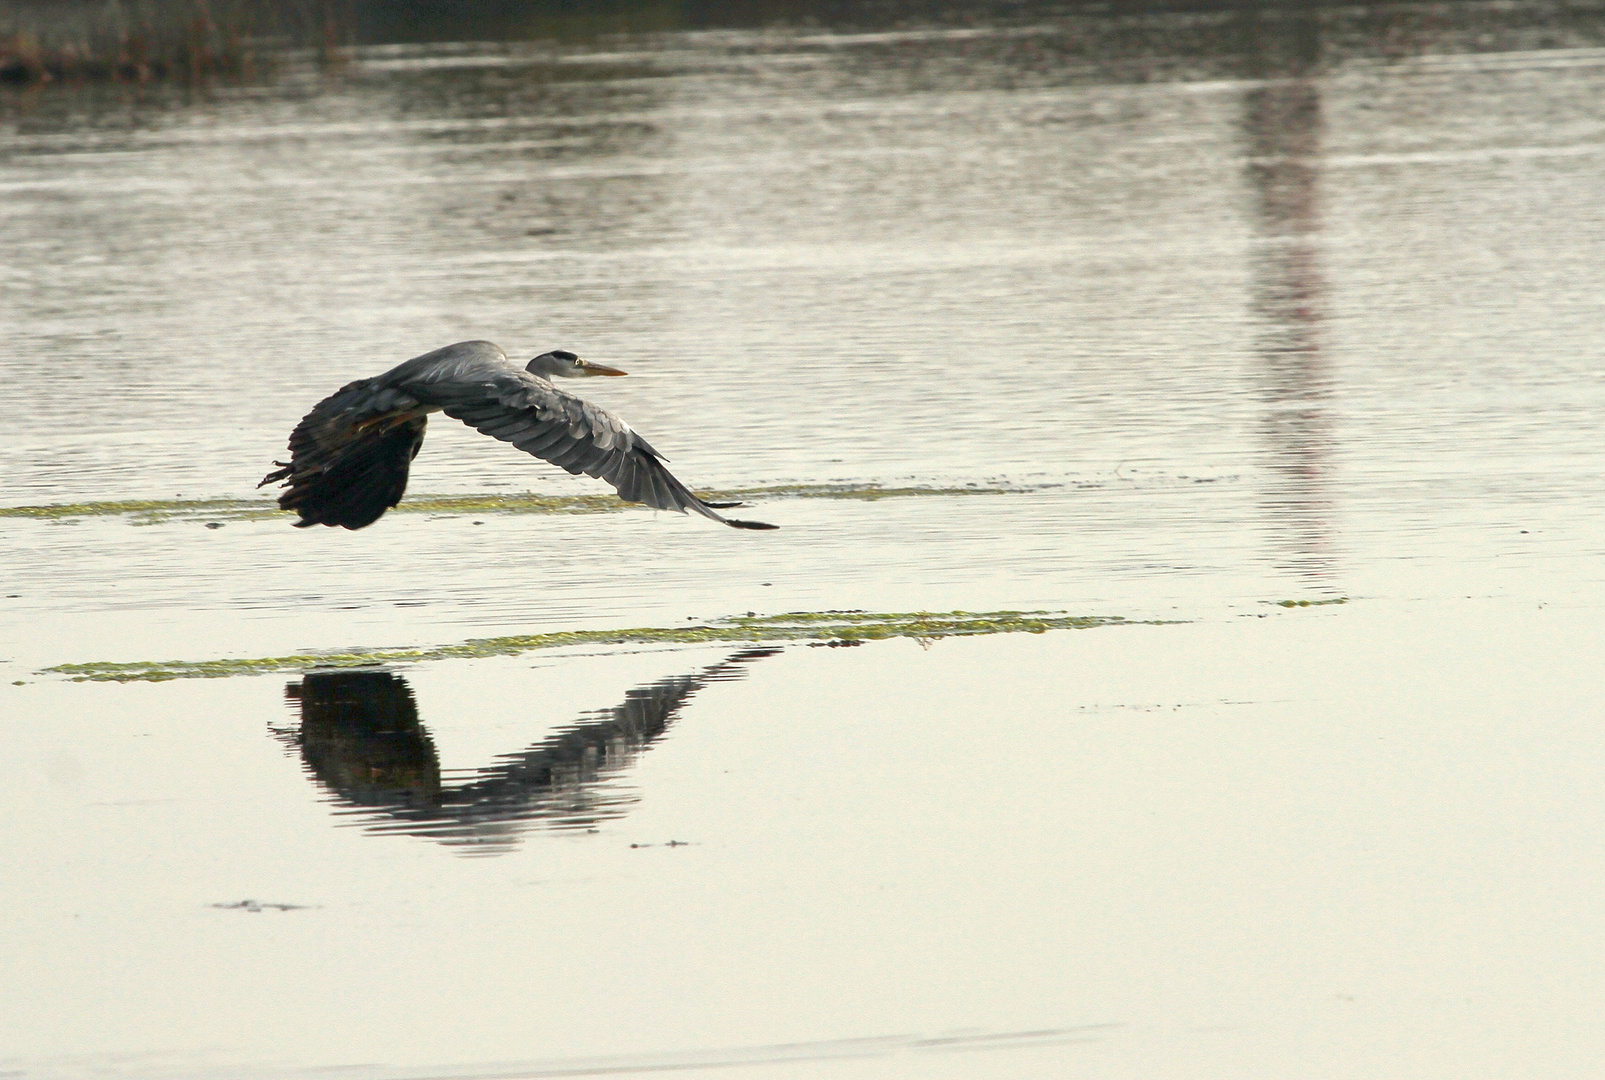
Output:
top-left (3, 6), bottom-right (1605, 1078)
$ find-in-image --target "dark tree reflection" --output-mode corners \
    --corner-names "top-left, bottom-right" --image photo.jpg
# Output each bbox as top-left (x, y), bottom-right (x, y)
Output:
top-left (276, 649), bottom-right (778, 855)
top-left (1242, 8), bottom-right (1338, 589)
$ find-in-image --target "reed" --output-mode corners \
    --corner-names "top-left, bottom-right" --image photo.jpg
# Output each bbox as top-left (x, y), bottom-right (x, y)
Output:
top-left (0, 0), bottom-right (350, 86)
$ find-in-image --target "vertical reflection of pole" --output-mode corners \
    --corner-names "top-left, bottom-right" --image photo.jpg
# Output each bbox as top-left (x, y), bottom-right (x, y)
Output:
top-left (1242, 9), bottom-right (1338, 589)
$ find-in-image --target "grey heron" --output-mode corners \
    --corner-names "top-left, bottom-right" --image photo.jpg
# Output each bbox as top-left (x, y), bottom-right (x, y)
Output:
top-left (259, 340), bottom-right (777, 531)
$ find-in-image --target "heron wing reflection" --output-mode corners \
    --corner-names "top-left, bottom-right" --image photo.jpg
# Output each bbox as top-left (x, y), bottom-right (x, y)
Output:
top-left (280, 649), bottom-right (778, 855)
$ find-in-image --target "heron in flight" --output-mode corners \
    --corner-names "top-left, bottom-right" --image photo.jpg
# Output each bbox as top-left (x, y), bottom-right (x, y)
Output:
top-left (259, 340), bottom-right (777, 531)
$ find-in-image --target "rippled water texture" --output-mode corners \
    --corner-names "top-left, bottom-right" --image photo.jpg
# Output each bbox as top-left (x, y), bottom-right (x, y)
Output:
top-left (3, 5), bottom-right (1605, 1078)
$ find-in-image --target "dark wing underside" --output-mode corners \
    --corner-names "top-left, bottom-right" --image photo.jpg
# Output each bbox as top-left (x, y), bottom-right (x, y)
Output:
top-left (258, 376), bottom-right (429, 530)
top-left (259, 341), bottom-right (775, 531)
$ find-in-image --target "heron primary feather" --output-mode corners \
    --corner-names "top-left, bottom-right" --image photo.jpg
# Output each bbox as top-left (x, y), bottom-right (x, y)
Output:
top-left (259, 340), bottom-right (777, 531)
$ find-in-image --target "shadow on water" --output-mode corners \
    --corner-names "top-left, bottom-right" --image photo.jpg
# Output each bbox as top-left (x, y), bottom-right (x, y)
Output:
top-left (1241, 8), bottom-right (1336, 589)
top-left (275, 647), bottom-right (779, 855)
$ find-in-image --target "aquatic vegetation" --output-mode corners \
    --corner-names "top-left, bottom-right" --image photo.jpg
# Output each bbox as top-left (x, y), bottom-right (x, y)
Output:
top-left (0, 482), bottom-right (1039, 526)
top-left (42, 609), bottom-right (1142, 682)
top-left (1272, 598), bottom-right (1349, 608)
top-left (0, 497), bottom-right (278, 525)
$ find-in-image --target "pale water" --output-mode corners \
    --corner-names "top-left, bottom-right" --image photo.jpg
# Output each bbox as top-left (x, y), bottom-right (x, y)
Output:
top-left (3, 6), bottom-right (1605, 1077)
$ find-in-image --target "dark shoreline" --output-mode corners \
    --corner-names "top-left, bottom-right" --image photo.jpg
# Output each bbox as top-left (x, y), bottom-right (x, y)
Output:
top-left (5, 0), bottom-right (1605, 88)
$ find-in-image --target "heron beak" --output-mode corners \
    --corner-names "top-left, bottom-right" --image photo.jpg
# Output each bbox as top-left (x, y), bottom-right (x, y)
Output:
top-left (581, 360), bottom-right (629, 376)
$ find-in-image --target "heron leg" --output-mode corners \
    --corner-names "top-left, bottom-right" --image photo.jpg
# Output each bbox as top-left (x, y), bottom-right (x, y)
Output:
top-left (258, 461), bottom-right (292, 488)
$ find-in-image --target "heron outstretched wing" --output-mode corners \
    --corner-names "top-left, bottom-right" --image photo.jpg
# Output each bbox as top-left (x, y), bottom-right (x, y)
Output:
top-left (427, 369), bottom-right (774, 529)
top-left (260, 341), bottom-right (776, 531)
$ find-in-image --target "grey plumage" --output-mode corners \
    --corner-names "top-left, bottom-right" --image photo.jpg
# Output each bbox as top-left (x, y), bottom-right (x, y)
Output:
top-left (259, 340), bottom-right (776, 531)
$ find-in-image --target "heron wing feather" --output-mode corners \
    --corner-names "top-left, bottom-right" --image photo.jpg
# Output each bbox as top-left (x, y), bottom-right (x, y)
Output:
top-left (427, 371), bottom-right (773, 527)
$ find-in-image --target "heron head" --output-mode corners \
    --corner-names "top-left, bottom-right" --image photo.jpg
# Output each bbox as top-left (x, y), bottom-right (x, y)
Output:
top-left (527, 350), bottom-right (628, 378)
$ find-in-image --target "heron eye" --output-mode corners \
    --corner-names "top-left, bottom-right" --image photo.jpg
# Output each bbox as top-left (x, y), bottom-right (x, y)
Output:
top-left (573, 358), bottom-right (584, 367)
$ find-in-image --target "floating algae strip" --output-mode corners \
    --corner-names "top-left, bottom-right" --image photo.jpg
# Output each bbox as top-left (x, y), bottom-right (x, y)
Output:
top-left (42, 610), bottom-right (1141, 682)
top-left (0, 482), bottom-right (1040, 526)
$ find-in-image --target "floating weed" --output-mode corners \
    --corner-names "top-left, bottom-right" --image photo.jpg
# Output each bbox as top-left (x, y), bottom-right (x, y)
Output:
top-left (714, 483), bottom-right (1032, 502)
top-left (1272, 598), bottom-right (1349, 608)
top-left (0, 482), bottom-right (1046, 526)
top-left (0, 498), bottom-right (279, 525)
top-left (42, 609), bottom-right (1154, 683)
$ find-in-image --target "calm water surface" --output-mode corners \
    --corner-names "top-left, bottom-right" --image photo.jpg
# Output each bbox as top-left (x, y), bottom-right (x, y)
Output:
top-left (3, 7), bottom-right (1605, 1077)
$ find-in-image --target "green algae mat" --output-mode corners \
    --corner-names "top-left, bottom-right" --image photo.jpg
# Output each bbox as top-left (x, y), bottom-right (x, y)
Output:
top-left (0, 482), bottom-right (1041, 526)
top-left (42, 609), bottom-right (1142, 682)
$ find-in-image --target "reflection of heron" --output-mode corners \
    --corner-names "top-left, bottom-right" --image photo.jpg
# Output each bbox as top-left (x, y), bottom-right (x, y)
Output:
top-left (277, 649), bottom-right (779, 854)
top-left (260, 340), bottom-right (777, 531)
